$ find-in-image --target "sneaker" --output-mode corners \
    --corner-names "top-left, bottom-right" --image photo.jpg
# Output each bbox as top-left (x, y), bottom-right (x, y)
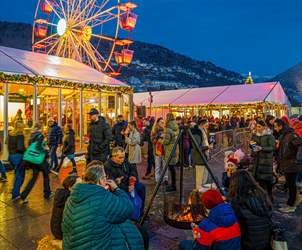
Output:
top-left (165, 185), bottom-right (176, 193)
top-left (278, 206), bottom-right (296, 213)
top-left (12, 196), bottom-right (21, 202)
top-left (45, 192), bottom-right (54, 200)
top-left (163, 180), bottom-right (169, 186)
top-left (50, 169), bottom-right (59, 176)
top-left (68, 170), bottom-right (78, 176)
top-left (0, 177), bottom-right (8, 182)
top-left (22, 199), bottom-right (29, 205)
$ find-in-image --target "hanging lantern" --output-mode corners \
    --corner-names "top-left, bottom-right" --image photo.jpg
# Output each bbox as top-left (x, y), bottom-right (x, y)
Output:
top-left (120, 12), bottom-right (138, 30)
top-left (35, 25), bottom-right (48, 38)
top-left (41, 1), bottom-right (53, 15)
top-left (121, 49), bottom-right (134, 65)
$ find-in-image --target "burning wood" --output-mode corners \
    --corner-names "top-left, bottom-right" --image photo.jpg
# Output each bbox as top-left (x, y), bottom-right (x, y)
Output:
top-left (166, 190), bottom-right (207, 224)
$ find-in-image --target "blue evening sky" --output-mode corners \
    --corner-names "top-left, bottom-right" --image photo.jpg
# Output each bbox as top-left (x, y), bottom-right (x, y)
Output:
top-left (1, 0), bottom-right (301, 76)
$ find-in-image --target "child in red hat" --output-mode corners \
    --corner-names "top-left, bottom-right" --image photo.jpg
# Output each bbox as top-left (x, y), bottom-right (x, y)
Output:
top-left (179, 189), bottom-right (241, 250)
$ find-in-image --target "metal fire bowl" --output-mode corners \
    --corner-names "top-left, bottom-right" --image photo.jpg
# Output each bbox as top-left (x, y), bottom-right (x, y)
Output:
top-left (163, 203), bottom-right (202, 230)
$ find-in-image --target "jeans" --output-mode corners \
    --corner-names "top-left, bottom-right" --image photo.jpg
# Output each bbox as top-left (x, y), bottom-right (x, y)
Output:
top-left (49, 145), bottom-right (58, 169)
top-left (0, 161), bottom-right (6, 179)
top-left (9, 154), bottom-right (24, 198)
top-left (146, 149), bottom-right (155, 175)
top-left (135, 182), bottom-right (146, 215)
top-left (155, 155), bottom-right (168, 183)
top-left (58, 154), bottom-right (76, 172)
top-left (20, 160), bottom-right (51, 200)
top-left (285, 172), bottom-right (297, 206)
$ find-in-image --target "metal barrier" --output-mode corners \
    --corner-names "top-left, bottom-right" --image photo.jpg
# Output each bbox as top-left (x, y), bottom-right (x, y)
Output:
top-left (210, 128), bottom-right (252, 158)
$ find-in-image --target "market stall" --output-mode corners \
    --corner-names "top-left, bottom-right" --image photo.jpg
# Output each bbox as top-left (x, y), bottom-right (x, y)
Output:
top-left (134, 82), bottom-right (290, 119)
top-left (0, 46), bottom-right (133, 152)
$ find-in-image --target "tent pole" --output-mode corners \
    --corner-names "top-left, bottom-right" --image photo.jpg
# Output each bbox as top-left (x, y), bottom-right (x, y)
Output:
top-left (58, 87), bottom-right (62, 127)
top-left (79, 89), bottom-right (83, 151)
top-left (3, 82), bottom-right (8, 145)
top-left (33, 83), bottom-right (38, 125)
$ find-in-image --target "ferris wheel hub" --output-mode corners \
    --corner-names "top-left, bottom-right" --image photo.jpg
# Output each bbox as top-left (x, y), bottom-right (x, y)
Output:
top-left (57, 19), bottom-right (67, 36)
top-left (82, 26), bottom-right (92, 42)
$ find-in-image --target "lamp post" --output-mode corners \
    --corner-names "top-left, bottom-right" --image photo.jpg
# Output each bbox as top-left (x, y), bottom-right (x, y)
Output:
top-left (149, 91), bottom-right (153, 117)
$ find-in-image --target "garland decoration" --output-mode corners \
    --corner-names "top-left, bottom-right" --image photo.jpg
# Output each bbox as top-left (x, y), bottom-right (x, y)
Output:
top-left (0, 72), bottom-right (133, 94)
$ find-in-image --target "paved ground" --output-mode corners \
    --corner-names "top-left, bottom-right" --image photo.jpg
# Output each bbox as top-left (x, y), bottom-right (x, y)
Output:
top-left (0, 154), bottom-right (301, 250)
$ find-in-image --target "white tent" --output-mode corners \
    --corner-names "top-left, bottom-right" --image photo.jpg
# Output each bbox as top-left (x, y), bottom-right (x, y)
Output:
top-left (134, 82), bottom-right (290, 107)
top-left (0, 46), bottom-right (127, 87)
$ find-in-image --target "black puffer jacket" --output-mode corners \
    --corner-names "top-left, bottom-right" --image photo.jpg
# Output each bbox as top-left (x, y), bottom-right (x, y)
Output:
top-left (251, 129), bottom-right (275, 182)
top-left (50, 188), bottom-right (70, 240)
top-left (112, 120), bottom-right (127, 147)
top-left (231, 196), bottom-right (272, 250)
top-left (190, 125), bottom-right (208, 165)
top-left (278, 127), bottom-right (302, 173)
top-left (87, 116), bottom-right (112, 163)
top-left (104, 159), bottom-right (138, 193)
top-left (48, 122), bottom-right (63, 146)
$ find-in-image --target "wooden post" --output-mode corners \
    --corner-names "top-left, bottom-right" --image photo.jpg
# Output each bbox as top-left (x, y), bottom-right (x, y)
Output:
top-left (79, 89), bottom-right (83, 151)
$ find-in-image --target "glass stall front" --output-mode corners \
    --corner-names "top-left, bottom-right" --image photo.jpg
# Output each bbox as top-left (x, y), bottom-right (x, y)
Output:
top-left (0, 81), bottom-right (132, 157)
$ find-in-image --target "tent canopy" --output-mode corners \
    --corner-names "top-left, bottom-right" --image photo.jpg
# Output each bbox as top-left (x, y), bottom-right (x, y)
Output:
top-left (134, 82), bottom-right (290, 107)
top-left (0, 46), bottom-right (127, 87)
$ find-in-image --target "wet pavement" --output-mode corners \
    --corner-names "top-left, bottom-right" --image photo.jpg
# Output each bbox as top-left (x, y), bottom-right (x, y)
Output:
top-left (0, 154), bottom-right (301, 250)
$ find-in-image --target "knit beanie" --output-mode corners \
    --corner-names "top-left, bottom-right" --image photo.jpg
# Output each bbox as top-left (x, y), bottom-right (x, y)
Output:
top-left (201, 189), bottom-right (224, 209)
top-left (281, 116), bottom-right (290, 125)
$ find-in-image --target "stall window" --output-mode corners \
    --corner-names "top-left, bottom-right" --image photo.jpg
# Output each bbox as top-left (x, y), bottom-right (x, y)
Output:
top-left (62, 89), bottom-right (81, 151)
top-left (38, 87), bottom-right (59, 130)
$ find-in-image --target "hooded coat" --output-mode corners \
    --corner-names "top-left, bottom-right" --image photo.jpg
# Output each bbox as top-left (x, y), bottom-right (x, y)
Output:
top-left (278, 126), bottom-right (302, 173)
top-left (162, 120), bottom-right (179, 165)
top-left (50, 188), bottom-right (70, 240)
top-left (251, 129), bottom-right (275, 182)
top-left (62, 128), bottom-right (75, 155)
top-left (62, 183), bottom-right (144, 250)
top-left (125, 128), bottom-right (142, 164)
top-left (231, 197), bottom-right (271, 250)
top-left (196, 203), bottom-right (241, 250)
top-left (87, 116), bottom-right (112, 163)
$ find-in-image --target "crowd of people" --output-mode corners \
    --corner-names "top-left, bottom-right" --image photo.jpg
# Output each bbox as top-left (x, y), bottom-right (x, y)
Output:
top-left (1, 107), bottom-right (302, 250)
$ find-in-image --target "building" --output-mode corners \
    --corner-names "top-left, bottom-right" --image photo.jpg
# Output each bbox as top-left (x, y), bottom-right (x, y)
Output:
top-left (134, 82), bottom-right (289, 118)
top-left (0, 46), bottom-right (133, 152)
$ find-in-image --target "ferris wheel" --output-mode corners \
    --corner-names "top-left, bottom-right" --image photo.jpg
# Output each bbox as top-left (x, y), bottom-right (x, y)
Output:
top-left (32, 0), bottom-right (138, 76)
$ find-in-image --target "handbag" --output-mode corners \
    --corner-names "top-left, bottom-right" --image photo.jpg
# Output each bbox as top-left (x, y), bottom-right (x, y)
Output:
top-left (23, 134), bottom-right (46, 165)
top-left (271, 223), bottom-right (288, 250)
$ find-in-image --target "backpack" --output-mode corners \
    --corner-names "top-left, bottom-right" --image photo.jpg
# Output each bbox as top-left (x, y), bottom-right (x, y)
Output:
top-left (23, 134), bottom-right (46, 165)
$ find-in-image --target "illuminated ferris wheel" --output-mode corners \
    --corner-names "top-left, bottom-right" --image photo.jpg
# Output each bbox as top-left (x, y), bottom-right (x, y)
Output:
top-left (32, 0), bottom-right (138, 76)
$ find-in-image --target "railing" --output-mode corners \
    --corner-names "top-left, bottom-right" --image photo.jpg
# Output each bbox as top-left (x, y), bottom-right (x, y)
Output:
top-left (210, 128), bottom-right (252, 157)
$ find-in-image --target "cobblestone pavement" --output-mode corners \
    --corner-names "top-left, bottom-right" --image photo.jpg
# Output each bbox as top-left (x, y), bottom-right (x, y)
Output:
top-left (0, 154), bottom-right (301, 250)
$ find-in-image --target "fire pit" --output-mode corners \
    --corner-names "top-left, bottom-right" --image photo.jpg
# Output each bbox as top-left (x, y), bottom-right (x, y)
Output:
top-left (164, 190), bottom-right (207, 229)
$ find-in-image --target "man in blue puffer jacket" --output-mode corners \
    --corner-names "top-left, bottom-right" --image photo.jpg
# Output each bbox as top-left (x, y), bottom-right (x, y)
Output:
top-left (179, 189), bottom-right (241, 250)
top-left (47, 119), bottom-right (63, 170)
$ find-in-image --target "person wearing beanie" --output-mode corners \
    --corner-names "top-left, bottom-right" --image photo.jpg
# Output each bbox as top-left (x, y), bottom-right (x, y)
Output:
top-left (265, 114), bottom-right (275, 132)
top-left (281, 115), bottom-right (290, 126)
top-left (179, 189), bottom-right (241, 250)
